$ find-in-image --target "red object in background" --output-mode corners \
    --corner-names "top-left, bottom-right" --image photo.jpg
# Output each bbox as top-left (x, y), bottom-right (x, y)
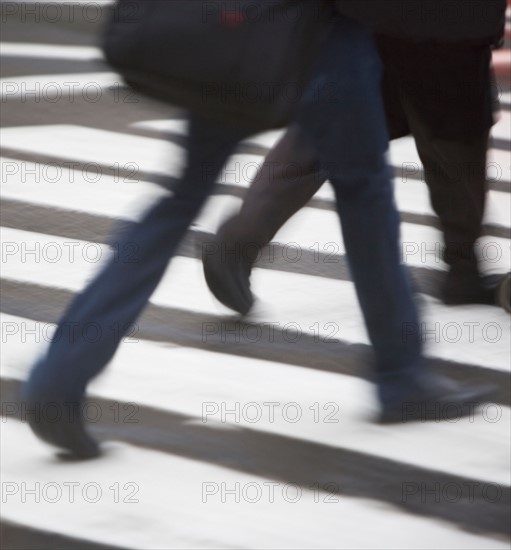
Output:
top-left (220, 11), bottom-right (246, 27)
top-left (493, 49), bottom-right (510, 86)
top-left (492, 3), bottom-right (510, 86)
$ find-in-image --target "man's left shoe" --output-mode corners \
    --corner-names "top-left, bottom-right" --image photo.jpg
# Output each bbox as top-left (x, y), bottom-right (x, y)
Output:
top-left (23, 380), bottom-right (101, 460)
top-left (378, 372), bottom-right (496, 424)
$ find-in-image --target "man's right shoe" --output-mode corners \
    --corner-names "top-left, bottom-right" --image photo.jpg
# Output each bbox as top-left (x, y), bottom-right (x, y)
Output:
top-left (202, 233), bottom-right (255, 316)
top-left (378, 373), bottom-right (496, 424)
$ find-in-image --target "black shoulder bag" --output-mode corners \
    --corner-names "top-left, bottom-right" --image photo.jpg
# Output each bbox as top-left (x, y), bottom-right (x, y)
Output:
top-left (103, 0), bottom-right (333, 131)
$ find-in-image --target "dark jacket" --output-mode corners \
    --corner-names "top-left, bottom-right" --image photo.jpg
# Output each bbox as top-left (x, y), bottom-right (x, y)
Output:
top-left (335, 0), bottom-right (506, 46)
top-left (377, 36), bottom-right (496, 139)
top-left (332, 0), bottom-right (503, 139)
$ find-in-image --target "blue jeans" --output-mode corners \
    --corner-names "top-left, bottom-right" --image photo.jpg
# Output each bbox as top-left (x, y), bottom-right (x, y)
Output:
top-left (25, 115), bottom-right (250, 405)
top-left (25, 16), bottom-right (422, 410)
top-left (297, 16), bottom-right (423, 404)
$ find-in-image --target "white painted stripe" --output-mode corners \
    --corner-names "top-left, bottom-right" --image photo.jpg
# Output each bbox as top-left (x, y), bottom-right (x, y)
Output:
top-left (131, 116), bottom-right (511, 172)
top-left (1, 313), bottom-right (510, 486)
top-left (130, 119), bottom-right (189, 137)
top-left (0, 158), bottom-right (451, 272)
top-left (130, 119), bottom-right (511, 187)
top-left (0, 42), bottom-right (104, 61)
top-left (0, 152), bottom-right (511, 234)
top-left (2, 124), bottom-right (509, 229)
top-left (390, 136), bottom-right (511, 186)
top-left (0, 125), bottom-right (185, 178)
top-left (484, 189), bottom-right (511, 228)
top-left (492, 110), bottom-right (511, 142)
top-left (0, 157), bottom-right (168, 220)
top-left (2, 422), bottom-right (506, 550)
top-left (0, 73), bottom-right (122, 101)
top-left (1, 228), bottom-right (509, 371)
top-left (195, 197), bottom-right (511, 275)
top-left (1, 171), bottom-right (509, 274)
top-left (2, 154), bottom-right (510, 232)
top-left (1, 148), bottom-right (509, 276)
top-left (223, 149), bottom-right (511, 229)
top-left (0, 125), bottom-right (285, 183)
top-left (394, 179), bottom-right (510, 229)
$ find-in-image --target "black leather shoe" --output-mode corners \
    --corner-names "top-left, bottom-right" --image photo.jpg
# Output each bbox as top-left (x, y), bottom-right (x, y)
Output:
top-left (378, 373), bottom-right (496, 424)
top-left (202, 233), bottom-right (254, 315)
top-left (496, 273), bottom-right (511, 313)
top-left (442, 270), bottom-right (506, 307)
top-left (23, 383), bottom-right (101, 459)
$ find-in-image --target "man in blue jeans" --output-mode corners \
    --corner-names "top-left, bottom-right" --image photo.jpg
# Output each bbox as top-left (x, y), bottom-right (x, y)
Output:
top-left (24, 15), bottom-right (492, 459)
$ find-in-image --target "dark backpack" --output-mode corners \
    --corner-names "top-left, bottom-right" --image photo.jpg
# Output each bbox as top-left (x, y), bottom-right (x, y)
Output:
top-left (103, 0), bottom-right (333, 131)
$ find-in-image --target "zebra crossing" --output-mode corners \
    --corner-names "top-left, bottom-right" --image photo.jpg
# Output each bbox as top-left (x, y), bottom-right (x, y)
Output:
top-left (1, 2), bottom-right (511, 549)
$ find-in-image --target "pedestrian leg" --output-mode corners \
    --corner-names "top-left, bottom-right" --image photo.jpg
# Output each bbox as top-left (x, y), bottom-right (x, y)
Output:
top-left (24, 114), bottom-right (251, 456)
top-left (203, 124), bottom-right (326, 313)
